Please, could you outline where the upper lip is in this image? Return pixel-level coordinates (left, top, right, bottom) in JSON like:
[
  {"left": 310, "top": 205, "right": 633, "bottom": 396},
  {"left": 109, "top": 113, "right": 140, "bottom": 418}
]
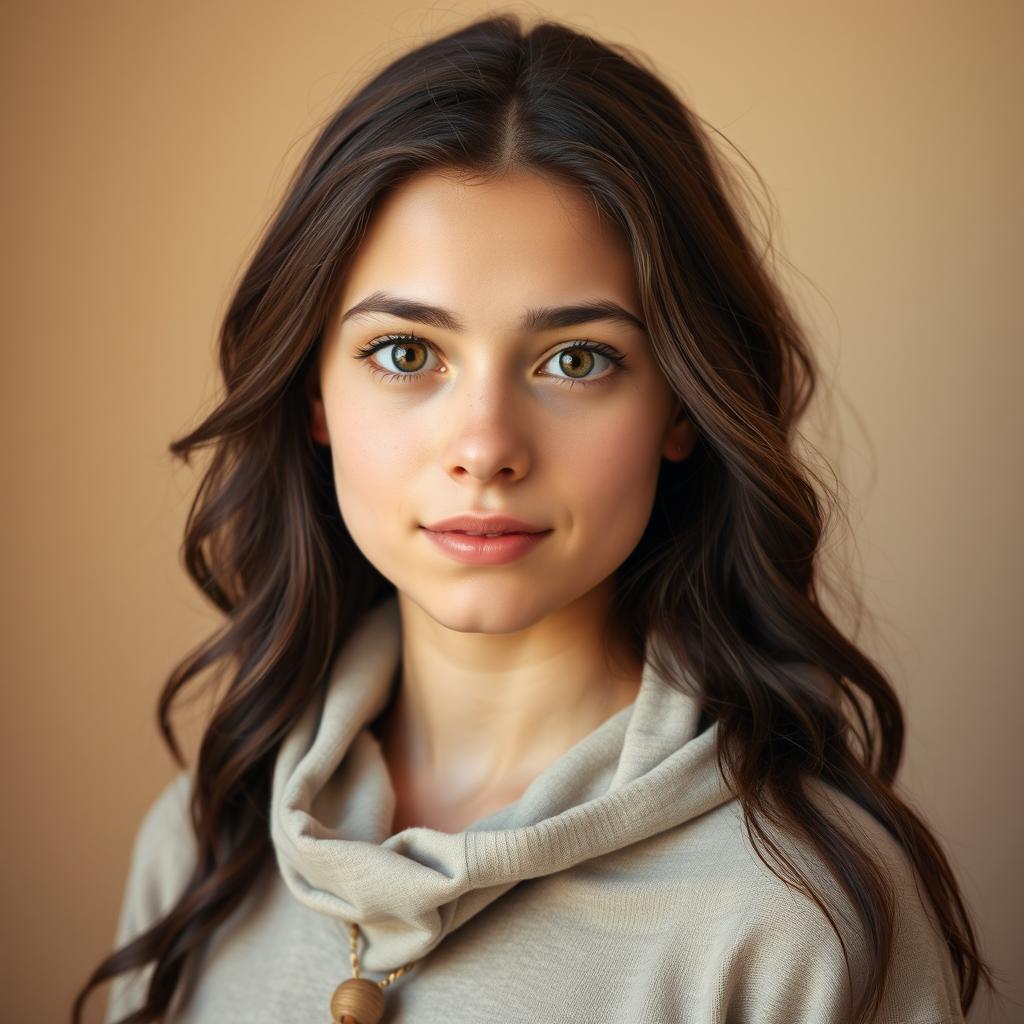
[{"left": 422, "top": 514, "right": 550, "bottom": 534}]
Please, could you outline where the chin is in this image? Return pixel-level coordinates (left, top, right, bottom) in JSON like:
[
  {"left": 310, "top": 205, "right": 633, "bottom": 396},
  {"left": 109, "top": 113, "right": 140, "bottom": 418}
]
[{"left": 399, "top": 584, "right": 556, "bottom": 636}]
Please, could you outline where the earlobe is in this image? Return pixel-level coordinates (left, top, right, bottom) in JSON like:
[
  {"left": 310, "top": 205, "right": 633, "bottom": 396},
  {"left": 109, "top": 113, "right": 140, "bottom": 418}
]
[
  {"left": 663, "top": 427, "right": 696, "bottom": 462},
  {"left": 305, "top": 366, "right": 331, "bottom": 447},
  {"left": 662, "top": 400, "right": 696, "bottom": 462}
]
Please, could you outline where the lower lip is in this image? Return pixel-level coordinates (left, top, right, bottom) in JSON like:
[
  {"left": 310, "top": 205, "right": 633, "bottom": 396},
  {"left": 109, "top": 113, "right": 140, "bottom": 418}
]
[{"left": 420, "top": 528, "right": 552, "bottom": 565}]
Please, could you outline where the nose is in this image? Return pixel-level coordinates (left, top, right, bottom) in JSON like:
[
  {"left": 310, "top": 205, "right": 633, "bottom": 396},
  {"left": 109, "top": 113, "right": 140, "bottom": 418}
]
[{"left": 440, "top": 368, "right": 531, "bottom": 486}]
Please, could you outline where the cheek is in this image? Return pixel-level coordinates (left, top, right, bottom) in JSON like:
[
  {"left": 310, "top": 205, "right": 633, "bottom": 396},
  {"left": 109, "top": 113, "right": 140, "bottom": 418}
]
[
  {"left": 560, "top": 401, "right": 665, "bottom": 538},
  {"left": 567, "top": 384, "right": 664, "bottom": 492},
  {"left": 325, "top": 391, "right": 425, "bottom": 531}
]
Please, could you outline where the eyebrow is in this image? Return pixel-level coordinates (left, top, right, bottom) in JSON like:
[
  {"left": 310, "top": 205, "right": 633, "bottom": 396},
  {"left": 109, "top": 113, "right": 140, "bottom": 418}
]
[{"left": 338, "top": 290, "right": 647, "bottom": 334}]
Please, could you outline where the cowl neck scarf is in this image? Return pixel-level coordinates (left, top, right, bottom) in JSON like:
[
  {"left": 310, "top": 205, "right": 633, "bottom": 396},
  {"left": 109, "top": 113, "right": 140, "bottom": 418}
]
[{"left": 270, "top": 595, "right": 735, "bottom": 972}]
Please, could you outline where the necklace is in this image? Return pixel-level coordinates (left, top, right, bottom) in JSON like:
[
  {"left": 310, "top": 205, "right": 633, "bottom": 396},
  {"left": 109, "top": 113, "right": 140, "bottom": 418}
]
[{"left": 330, "top": 921, "right": 419, "bottom": 1024}]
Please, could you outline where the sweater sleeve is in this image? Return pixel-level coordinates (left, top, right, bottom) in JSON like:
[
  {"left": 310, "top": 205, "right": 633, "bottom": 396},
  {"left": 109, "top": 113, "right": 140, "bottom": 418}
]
[
  {"left": 104, "top": 770, "right": 197, "bottom": 1024},
  {"left": 708, "top": 786, "right": 966, "bottom": 1024},
  {"left": 714, "top": 882, "right": 965, "bottom": 1023}
]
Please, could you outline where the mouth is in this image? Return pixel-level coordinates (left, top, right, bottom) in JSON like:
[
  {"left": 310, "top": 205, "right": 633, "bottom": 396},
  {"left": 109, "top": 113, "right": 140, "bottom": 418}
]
[
  {"left": 421, "top": 514, "right": 550, "bottom": 535},
  {"left": 426, "top": 528, "right": 547, "bottom": 537},
  {"left": 419, "top": 525, "right": 553, "bottom": 565}
]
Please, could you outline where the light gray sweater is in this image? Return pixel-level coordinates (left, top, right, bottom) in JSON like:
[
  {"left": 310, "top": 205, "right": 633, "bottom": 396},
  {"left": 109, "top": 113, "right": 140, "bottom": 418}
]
[{"left": 105, "top": 596, "right": 964, "bottom": 1022}]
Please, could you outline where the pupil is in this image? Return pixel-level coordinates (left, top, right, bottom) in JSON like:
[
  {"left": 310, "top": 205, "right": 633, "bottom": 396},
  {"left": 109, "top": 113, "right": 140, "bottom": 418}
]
[
  {"left": 560, "top": 349, "right": 593, "bottom": 378},
  {"left": 394, "top": 344, "right": 423, "bottom": 371}
]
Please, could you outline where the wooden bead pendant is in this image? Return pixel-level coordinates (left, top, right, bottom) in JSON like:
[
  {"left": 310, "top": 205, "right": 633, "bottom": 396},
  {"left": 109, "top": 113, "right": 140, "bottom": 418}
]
[
  {"left": 330, "top": 976, "right": 385, "bottom": 1024},
  {"left": 332, "top": 920, "right": 418, "bottom": 1022}
]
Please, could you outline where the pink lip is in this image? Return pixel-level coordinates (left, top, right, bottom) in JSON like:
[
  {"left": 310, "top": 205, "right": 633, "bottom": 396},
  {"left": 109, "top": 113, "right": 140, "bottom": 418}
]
[
  {"left": 422, "top": 513, "right": 548, "bottom": 534},
  {"left": 420, "top": 527, "right": 552, "bottom": 565}
]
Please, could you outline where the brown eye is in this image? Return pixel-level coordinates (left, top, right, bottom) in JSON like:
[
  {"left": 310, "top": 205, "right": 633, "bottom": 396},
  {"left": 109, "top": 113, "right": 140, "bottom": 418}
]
[
  {"left": 558, "top": 348, "right": 595, "bottom": 379},
  {"left": 541, "top": 342, "right": 624, "bottom": 387},
  {"left": 354, "top": 333, "right": 625, "bottom": 389},
  {"left": 352, "top": 334, "right": 438, "bottom": 383},
  {"left": 388, "top": 340, "right": 428, "bottom": 372}
]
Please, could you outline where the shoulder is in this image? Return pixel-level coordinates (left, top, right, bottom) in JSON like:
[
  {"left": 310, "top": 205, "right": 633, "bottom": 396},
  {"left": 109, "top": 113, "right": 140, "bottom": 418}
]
[
  {"left": 112, "top": 768, "right": 197, "bottom": 946},
  {"left": 105, "top": 770, "right": 198, "bottom": 1023},
  {"left": 658, "top": 779, "right": 964, "bottom": 1023},
  {"left": 134, "top": 768, "right": 193, "bottom": 845}
]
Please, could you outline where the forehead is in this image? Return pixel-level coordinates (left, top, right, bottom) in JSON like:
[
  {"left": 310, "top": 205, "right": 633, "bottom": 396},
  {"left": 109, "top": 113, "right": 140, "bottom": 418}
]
[{"left": 334, "top": 168, "right": 640, "bottom": 331}]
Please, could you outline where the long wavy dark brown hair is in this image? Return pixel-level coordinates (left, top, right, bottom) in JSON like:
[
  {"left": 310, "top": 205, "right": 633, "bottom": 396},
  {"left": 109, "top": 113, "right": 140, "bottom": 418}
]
[{"left": 73, "top": 12, "right": 996, "bottom": 1023}]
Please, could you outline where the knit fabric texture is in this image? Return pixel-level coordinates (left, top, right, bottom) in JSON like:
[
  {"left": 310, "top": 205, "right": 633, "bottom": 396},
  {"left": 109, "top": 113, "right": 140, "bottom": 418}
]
[{"left": 105, "top": 595, "right": 965, "bottom": 1022}]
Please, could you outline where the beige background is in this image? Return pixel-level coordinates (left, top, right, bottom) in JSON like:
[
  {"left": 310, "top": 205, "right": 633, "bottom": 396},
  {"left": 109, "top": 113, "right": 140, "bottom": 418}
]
[{"left": 1, "top": 2, "right": 1019, "bottom": 1021}]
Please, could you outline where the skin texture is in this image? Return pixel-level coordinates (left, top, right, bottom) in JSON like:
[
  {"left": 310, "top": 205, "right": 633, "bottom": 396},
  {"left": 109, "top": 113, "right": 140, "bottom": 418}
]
[{"left": 307, "top": 167, "right": 695, "bottom": 833}]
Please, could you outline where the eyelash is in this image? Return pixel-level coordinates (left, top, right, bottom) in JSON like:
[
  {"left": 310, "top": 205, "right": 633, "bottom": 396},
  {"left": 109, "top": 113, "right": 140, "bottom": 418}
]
[{"left": 352, "top": 332, "right": 627, "bottom": 389}]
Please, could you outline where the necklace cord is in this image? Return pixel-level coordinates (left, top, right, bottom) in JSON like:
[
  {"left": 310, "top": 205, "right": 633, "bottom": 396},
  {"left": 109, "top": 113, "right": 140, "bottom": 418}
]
[{"left": 348, "top": 922, "right": 418, "bottom": 989}]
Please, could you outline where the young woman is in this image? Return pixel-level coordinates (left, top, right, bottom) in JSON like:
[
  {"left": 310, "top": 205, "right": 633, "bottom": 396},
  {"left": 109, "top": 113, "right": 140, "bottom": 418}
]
[{"left": 73, "top": 13, "right": 994, "bottom": 1024}]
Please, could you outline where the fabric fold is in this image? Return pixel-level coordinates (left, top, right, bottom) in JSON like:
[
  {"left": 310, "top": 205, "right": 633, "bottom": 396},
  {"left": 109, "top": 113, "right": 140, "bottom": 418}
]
[{"left": 269, "top": 594, "right": 736, "bottom": 972}]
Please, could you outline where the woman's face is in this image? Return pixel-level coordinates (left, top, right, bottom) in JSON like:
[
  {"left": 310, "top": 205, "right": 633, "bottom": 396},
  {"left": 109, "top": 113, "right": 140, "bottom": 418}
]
[{"left": 309, "top": 167, "right": 693, "bottom": 634}]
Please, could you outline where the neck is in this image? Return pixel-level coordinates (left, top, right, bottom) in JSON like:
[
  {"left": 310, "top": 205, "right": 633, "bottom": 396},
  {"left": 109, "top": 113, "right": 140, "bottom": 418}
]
[{"left": 372, "top": 584, "right": 644, "bottom": 815}]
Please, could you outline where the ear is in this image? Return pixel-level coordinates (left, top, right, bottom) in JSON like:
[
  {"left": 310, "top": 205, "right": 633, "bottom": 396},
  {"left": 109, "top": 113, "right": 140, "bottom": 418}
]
[
  {"left": 305, "top": 352, "right": 331, "bottom": 446},
  {"left": 661, "top": 395, "right": 697, "bottom": 462}
]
